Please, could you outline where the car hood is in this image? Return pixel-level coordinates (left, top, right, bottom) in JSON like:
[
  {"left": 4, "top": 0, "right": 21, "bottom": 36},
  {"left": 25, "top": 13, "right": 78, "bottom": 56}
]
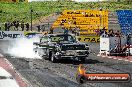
[{"left": 60, "top": 43, "right": 87, "bottom": 51}]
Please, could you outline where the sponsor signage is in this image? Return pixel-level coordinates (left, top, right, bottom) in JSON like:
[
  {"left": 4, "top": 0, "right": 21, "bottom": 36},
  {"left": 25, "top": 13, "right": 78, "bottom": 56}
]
[
  {"left": 77, "top": 64, "right": 131, "bottom": 84},
  {"left": 52, "top": 10, "right": 108, "bottom": 37},
  {"left": 77, "top": 36, "right": 100, "bottom": 42},
  {"left": 0, "top": 31, "right": 24, "bottom": 40}
]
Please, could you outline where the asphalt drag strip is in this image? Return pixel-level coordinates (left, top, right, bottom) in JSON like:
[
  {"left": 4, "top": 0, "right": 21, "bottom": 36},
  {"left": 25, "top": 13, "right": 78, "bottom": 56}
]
[
  {"left": 0, "top": 41, "right": 132, "bottom": 87},
  {"left": 4, "top": 55, "right": 132, "bottom": 87}
]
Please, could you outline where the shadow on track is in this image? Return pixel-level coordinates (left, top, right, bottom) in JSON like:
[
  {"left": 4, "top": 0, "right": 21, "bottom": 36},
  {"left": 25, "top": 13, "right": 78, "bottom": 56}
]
[{"left": 55, "top": 58, "right": 104, "bottom": 65}]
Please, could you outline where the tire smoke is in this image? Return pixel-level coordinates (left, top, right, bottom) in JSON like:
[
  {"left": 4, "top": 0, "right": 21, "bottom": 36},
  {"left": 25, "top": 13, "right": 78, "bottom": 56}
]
[{"left": 7, "top": 37, "right": 41, "bottom": 59}]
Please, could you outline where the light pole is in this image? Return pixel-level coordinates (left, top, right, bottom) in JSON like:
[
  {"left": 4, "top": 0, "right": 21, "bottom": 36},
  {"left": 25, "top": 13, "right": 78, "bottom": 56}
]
[{"left": 30, "top": 7, "right": 33, "bottom": 31}]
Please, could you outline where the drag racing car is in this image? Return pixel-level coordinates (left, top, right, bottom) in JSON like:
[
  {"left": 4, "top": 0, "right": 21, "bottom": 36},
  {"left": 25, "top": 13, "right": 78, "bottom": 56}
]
[{"left": 33, "top": 34, "right": 89, "bottom": 63}]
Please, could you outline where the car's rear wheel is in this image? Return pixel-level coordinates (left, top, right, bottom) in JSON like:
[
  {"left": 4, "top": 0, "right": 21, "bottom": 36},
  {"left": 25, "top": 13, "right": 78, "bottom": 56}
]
[
  {"left": 49, "top": 51, "right": 52, "bottom": 60},
  {"left": 33, "top": 48, "right": 39, "bottom": 55}
]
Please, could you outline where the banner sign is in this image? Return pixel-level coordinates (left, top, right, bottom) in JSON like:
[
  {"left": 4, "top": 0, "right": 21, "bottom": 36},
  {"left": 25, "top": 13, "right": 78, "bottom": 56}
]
[
  {"left": 52, "top": 10, "right": 108, "bottom": 36},
  {"left": 77, "top": 36, "right": 100, "bottom": 42},
  {"left": 0, "top": 31, "right": 24, "bottom": 40}
]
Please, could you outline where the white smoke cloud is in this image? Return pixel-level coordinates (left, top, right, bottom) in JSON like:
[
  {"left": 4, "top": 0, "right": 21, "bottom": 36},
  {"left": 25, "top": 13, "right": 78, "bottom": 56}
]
[{"left": 7, "top": 37, "right": 41, "bottom": 59}]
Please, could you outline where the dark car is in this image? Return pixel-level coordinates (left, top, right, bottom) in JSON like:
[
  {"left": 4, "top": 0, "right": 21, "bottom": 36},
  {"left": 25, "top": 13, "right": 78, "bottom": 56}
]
[{"left": 33, "top": 34, "right": 89, "bottom": 63}]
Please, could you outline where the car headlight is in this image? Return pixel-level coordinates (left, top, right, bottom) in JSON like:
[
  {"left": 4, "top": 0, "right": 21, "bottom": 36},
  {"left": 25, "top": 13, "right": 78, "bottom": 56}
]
[
  {"left": 61, "top": 51, "right": 65, "bottom": 54},
  {"left": 56, "top": 52, "right": 60, "bottom": 55},
  {"left": 85, "top": 45, "right": 89, "bottom": 50}
]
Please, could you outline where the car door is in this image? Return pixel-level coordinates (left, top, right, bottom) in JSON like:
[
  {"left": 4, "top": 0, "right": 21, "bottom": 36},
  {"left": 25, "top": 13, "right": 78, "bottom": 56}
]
[{"left": 38, "top": 36, "right": 49, "bottom": 57}]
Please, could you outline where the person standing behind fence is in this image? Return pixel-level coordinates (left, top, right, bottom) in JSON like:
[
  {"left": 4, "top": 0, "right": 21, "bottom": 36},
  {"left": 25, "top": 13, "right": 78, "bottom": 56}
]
[
  {"left": 64, "top": 28, "right": 68, "bottom": 34},
  {"left": 25, "top": 23, "right": 29, "bottom": 31},
  {"left": 12, "top": 20, "right": 16, "bottom": 30},
  {"left": 0, "top": 23, "right": 1, "bottom": 30},
  {"left": 5, "top": 21, "right": 10, "bottom": 31},
  {"left": 36, "top": 25, "right": 41, "bottom": 32},
  {"left": 15, "top": 21, "right": 19, "bottom": 31},
  {"left": 21, "top": 22, "right": 24, "bottom": 31},
  {"left": 5, "top": 22, "right": 8, "bottom": 31},
  {"left": 42, "top": 25, "right": 45, "bottom": 32}
]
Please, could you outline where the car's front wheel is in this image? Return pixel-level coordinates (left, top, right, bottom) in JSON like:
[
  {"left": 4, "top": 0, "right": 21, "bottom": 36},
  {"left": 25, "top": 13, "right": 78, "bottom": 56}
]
[
  {"left": 51, "top": 52, "right": 57, "bottom": 63},
  {"left": 80, "top": 58, "right": 86, "bottom": 62}
]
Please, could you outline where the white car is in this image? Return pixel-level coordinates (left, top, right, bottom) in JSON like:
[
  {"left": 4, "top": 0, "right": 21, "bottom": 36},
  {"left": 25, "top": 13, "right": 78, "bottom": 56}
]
[{"left": 0, "top": 67, "right": 19, "bottom": 87}]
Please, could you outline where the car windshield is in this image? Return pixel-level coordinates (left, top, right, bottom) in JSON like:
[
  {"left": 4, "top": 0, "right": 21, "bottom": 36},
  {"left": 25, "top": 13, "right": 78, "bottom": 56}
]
[{"left": 50, "top": 34, "right": 76, "bottom": 43}]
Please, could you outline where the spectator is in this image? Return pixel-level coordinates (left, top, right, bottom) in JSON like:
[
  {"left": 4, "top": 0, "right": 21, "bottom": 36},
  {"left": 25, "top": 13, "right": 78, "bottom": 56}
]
[
  {"left": 21, "top": 22, "right": 24, "bottom": 31},
  {"left": 12, "top": 20, "right": 16, "bottom": 30},
  {"left": 0, "top": 23, "right": 1, "bottom": 30},
  {"left": 85, "top": 12, "right": 88, "bottom": 17},
  {"left": 100, "top": 27, "right": 107, "bottom": 36},
  {"left": 48, "top": 22, "right": 50, "bottom": 28},
  {"left": 5, "top": 22, "right": 8, "bottom": 31},
  {"left": 14, "top": 21, "right": 19, "bottom": 31},
  {"left": 108, "top": 29, "right": 114, "bottom": 37},
  {"left": 12, "top": 20, "right": 16, "bottom": 26},
  {"left": 64, "top": 28, "right": 68, "bottom": 34},
  {"left": 72, "top": 17, "right": 76, "bottom": 25},
  {"left": 50, "top": 28, "right": 53, "bottom": 34},
  {"left": 127, "top": 34, "right": 131, "bottom": 45},
  {"left": 68, "top": 21, "right": 71, "bottom": 25},
  {"left": 25, "top": 23, "right": 29, "bottom": 31},
  {"left": 60, "top": 20, "right": 64, "bottom": 26},
  {"left": 42, "top": 25, "right": 45, "bottom": 32},
  {"left": 16, "top": 21, "right": 19, "bottom": 31},
  {"left": 5, "top": 21, "right": 10, "bottom": 31},
  {"left": 75, "top": 27, "right": 80, "bottom": 36},
  {"left": 122, "top": 44, "right": 129, "bottom": 53},
  {"left": 99, "top": 7, "right": 102, "bottom": 11},
  {"left": 94, "top": 26, "right": 100, "bottom": 36},
  {"left": 115, "top": 30, "right": 120, "bottom": 36},
  {"left": 60, "top": 19, "right": 66, "bottom": 26},
  {"left": 100, "top": 29, "right": 104, "bottom": 35},
  {"left": 71, "top": 28, "right": 75, "bottom": 34},
  {"left": 36, "top": 25, "right": 41, "bottom": 32},
  {"left": 103, "top": 27, "right": 107, "bottom": 34},
  {"left": 95, "top": 29, "right": 100, "bottom": 36}
]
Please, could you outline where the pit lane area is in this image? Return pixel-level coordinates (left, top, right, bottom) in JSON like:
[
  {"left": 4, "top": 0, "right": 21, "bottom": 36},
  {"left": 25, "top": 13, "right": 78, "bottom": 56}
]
[{"left": 0, "top": 41, "right": 132, "bottom": 87}]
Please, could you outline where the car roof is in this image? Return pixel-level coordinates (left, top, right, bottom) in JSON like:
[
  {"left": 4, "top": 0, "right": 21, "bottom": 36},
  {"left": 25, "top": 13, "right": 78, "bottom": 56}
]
[
  {"left": 45, "top": 34, "right": 72, "bottom": 36},
  {"left": 26, "top": 33, "right": 41, "bottom": 35}
]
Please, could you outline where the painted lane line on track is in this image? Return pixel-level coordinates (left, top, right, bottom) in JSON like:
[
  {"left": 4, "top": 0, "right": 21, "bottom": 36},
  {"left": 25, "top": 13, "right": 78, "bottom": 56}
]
[
  {"left": 108, "top": 56, "right": 112, "bottom": 58},
  {"left": 97, "top": 54, "right": 132, "bottom": 63},
  {"left": 97, "top": 54, "right": 101, "bottom": 56},
  {"left": 0, "top": 67, "right": 20, "bottom": 87},
  {"left": 124, "top": 60, "right": 129, "bottom": 62},
  {"left": 118, "top": 59, "right": 123, "bottom": 60},
  {"left": 0, "top": 53, "right": 29, "bottom": 87},
  {"left": 4, "top": 58, "right": 32, "bottom": 87},
  {"left": 113, "top": 57, "right": 117, "bottom": 59}
]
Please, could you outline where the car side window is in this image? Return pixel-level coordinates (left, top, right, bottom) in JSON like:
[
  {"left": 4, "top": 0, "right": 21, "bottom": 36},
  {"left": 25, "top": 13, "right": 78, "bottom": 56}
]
[{"left": 40, "top": 36, "right": 48, "bottom": 42}]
